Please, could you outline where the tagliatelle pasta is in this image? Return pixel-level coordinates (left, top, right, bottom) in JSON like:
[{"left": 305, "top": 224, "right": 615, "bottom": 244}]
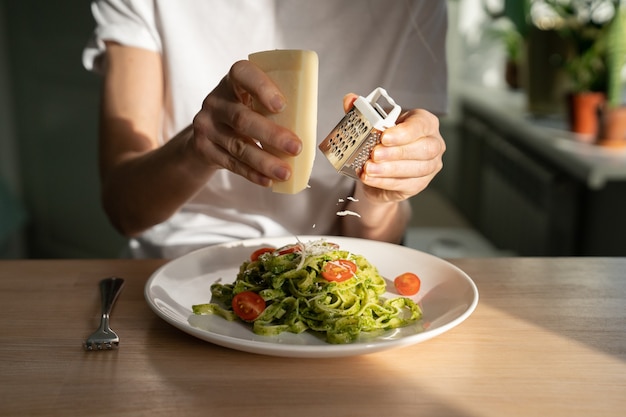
[{"left": 192, "top": 239, "right": 422, "bottom": 344}]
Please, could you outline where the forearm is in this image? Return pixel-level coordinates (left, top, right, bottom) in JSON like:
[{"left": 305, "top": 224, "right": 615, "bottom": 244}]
[
  {"left": 98, "top": 44, "right": 304, "bottom": 237},
  {"left": 339, "top": 184, "right": 411, "bottom": 244},
  {"left": 101, "top": 125, "right": 215, "bottom": 236}
]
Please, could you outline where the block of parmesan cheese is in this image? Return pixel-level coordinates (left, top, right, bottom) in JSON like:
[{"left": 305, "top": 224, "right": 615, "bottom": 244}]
[{"left": 249, "top": 49, "right": 318, "bottom": 194}]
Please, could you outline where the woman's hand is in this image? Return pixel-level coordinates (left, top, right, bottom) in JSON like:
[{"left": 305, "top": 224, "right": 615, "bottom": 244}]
[
  {"left": 339, "top": 93, "right": 446, "bottom": 243},
  {"left": 99, "top": 45, "right": 304, "bottom": 237},
  {"left": 189, "top": 60, "right": 303, "bottom": 187},
  {"left": 342, "top": 94, "right": 446, "bottom": 204}
]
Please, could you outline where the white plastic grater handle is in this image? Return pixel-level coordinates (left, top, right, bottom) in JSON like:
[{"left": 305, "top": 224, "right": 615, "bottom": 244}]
[{"left": 354, "top": 87, "right": 402, "bottom": 131}]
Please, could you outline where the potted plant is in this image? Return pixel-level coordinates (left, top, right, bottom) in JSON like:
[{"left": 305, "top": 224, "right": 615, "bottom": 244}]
[
  {"left": 564, "top": 35, "right": 607, "bottom": 138},
  {"left": 486, "top": 21, "right": 525, "bottom": 89},
  {"left": 484, "top": 0, "right": 530, "bottom": 89},
  {"left": 534, "top": 0, "right": 621, "bottom": 136}
]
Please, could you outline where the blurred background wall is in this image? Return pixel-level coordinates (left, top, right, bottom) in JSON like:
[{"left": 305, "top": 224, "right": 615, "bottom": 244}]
[
  {"left": 7, "top": 1, "right": 586, "bottom": 258},
  {"left": 1, "top": 0, "right": 487, "bottom": 259},
  {"left": 0, "top": 0, "right": 125, "bottom": 258}
]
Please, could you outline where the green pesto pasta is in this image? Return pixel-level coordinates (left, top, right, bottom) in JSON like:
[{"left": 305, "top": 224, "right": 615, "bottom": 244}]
[{"left": 192, "top": 239, "right": 422, "bottom": 344}]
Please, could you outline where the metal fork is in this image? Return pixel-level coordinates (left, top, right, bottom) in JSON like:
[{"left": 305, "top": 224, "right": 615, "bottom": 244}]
[{"left": 83, "top": 277, "right": 125, "bottom": 351}]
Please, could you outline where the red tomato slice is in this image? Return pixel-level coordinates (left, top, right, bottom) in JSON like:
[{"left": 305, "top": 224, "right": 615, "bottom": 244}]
[
  {"left": 232, "top": 291, "right": 266, "bottom": 321},
  {"left": 250, "top": 247, "right": 275, "bottom": 261},
  {"left": 394, "top": 272, "right": 421, "bottom": 296},
  {"left": 321, "top": 259, "right": 357, "bottom": 282},
  {"left": 277, "top": 244, "right": 301, "bottom": 256}
]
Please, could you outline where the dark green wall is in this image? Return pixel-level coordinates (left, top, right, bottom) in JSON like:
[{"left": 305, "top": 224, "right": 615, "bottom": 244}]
[{"left": 1, "top": 0, "right": 125, "bottom": 258}]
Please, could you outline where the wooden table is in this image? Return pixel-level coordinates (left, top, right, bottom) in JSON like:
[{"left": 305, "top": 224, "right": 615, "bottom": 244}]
[{"left": 1, "top": 258, "right": 625, "bottom": 416}]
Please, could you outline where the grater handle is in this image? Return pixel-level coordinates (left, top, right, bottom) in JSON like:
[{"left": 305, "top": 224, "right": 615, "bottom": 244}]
[{"left": 363, "top": 87, "right": 401, "bottom": 130}]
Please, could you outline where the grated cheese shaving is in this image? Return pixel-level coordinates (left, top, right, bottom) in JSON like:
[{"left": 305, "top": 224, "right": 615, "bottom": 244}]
[
  {"left": 293, "top": 238, "right": 338, "bottom": 270},
  {"left": 336, "top": 210, "right": 361, "bottom": 218}
]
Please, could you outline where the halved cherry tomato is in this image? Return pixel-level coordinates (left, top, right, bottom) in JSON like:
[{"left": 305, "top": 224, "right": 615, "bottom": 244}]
[
  {"left": 394, "top": 272, "right": 421, "bottom": 296},
  {"left": 277, "top": 244, "right": 301, "bottom": 256},
  {"left": 250, "top": 247, "right": 275, "bottom": 261},
  {"left": 321, "top": 259, "right": 357, "bottom": 282},
  {"left": 232, "top": 291, "right": 266, "bottom": 321}
]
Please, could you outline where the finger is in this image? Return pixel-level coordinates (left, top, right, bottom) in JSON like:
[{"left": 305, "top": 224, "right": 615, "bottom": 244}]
[
  {"left": 218, "top": 139, "right": 292, "bottom": 186},
  {"left": 370, "top": 135, "right": 444, "bottom": 163},
  {"left": 218, "top": 67, "right": 301, "bottom": 156},
  {"left": 363, "top": 157, "right": 443, "bottom": 180},
  {"left": 193, "top": 104, "right": 294, "bottom": 184},
  {"left": 229, "top": 60, "right": 286, "bottom": 113},
  {"left": 380, "top": 109, "right": 440, "bottom": 146},
  {"left": 361, "top": 170, "right": 439, "bottom": 195},
  {"left": 206, "top": 122, "right": 293, "bottom": 184},
  {"left": 342, "top": 93, "right": 358, "bottom": 113},
  {"left": 212, "top": 140, "right": 275, "bottom": 187},
  {"left": 215, "top": 99, "right": 301, "bottom": 156}
]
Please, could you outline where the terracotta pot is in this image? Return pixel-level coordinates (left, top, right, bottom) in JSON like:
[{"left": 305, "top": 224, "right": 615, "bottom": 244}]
[
  {"left": 505, "top": 60, "right": 520, "bottom": 90},
  {"left": 567, "top": 92, "right": 606, "bottom": 140},
  {"left": 598, "top": 106, "right": 626, "bottom": 148}
]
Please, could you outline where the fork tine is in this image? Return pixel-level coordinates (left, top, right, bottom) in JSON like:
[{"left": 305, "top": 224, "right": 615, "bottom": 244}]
[
  {"left": 83, "top": 277, "right": 125, "bottom": 352},
  {"left": 83, "top": 340, "right": 119, "bottom": 351}
]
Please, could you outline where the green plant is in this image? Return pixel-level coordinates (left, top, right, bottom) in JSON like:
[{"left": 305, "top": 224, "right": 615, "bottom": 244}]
[
  {"left": 605, "top": 6, "right": 626, "bottom": 107},
  {"left": 485, "top": 21, "right": 524, "bottom": 63},
  {"left": 484, "top": 0, "right": 532, "bottom": 37},
  {"left": 563, "top": 31, "right": 608, "bottom": 92},
  {"left": 534, "top": 0, "right": 622, "bottom": 93},
  {"left": 484, "top": 0, "right": 531, "bottom": 62}
]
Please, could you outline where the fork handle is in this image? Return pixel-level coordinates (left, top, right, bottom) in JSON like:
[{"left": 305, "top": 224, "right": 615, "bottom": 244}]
[{"left": 100, "top": 277, "right": 125, "bottom": 317}]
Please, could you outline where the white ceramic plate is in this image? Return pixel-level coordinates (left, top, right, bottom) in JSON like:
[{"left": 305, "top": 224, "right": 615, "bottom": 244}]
[{"left": 145, "top": 236, "right": 478, "bottom": 358}]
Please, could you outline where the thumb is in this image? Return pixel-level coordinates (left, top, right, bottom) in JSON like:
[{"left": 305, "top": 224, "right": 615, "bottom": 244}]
[{"left": 342, "top": 93, "right": 358, "bottom": 113}]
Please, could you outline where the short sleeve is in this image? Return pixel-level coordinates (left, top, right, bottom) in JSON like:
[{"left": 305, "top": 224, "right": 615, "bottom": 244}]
[{"left": 82, "top": 0, "right": 161, "bottom": 73}]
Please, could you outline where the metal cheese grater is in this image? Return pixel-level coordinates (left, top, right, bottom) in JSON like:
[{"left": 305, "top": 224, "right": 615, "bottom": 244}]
[{"left": 319, "top": 87, "right": 401, "bottom": 179}]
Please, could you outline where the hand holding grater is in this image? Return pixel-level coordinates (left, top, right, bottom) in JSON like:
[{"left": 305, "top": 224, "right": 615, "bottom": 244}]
[{"left": 319, "top": 87, "right": 401, "bottom": 179}]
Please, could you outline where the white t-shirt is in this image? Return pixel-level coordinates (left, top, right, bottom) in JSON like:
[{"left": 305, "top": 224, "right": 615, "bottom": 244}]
[{"left": 83, "top": 0, "right": 448, "bottom": 258}]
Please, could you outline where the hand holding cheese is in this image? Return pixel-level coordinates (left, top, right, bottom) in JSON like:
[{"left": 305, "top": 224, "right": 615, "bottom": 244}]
[{"left": 249, "top": 49, "right": 319, "bottom": 194}]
